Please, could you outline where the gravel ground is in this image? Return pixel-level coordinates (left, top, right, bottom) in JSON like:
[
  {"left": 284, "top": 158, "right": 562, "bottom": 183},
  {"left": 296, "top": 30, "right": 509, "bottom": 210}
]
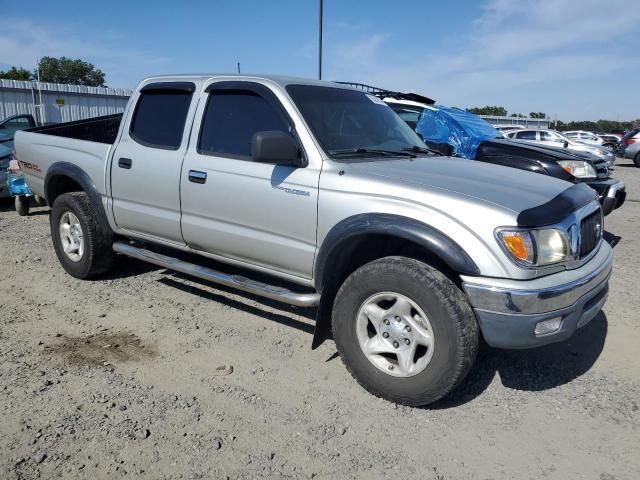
[{"left": 0, "top": 159, "right": 639, "bottom": 479}]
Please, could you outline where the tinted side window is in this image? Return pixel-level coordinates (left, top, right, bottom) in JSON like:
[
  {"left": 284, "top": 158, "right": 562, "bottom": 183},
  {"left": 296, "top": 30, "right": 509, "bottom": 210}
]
[
  {"left": 130, "top": 90, "right": 192, "bottom": 149},
  {"left": 198, "top": 89, "right": 290, "bottom": 158},
  {"left": 516, "top": 131, "right": 536, "bottom": 140}
]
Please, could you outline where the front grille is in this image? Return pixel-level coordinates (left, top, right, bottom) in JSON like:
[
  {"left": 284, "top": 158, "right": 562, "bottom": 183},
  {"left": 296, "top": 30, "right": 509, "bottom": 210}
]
[
  {"left": 592, "top": 159, "right": 609, "bottom": 178},
  {"left": 579, "top": 210, "right": 602, "bottom": 258}
]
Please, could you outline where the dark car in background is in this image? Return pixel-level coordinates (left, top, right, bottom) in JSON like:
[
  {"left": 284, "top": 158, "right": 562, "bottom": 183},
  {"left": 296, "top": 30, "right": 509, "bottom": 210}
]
[{"left": 0, "top": 114, "right": 38, "bottom": 199}]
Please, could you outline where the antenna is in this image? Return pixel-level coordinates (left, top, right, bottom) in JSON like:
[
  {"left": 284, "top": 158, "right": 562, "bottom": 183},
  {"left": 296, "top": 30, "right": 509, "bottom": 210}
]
[
  {"left": 318, "top": 0, "right": 324, "bottom": 80},
  {"left": 237, "top": 62, "right": 241, "bottom": 74}
]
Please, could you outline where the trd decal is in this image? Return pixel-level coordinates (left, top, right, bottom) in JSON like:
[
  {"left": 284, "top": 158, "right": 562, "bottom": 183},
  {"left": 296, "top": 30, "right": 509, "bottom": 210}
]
[{"left": 18, "top": 161, "right": 42, "bottom": 173}]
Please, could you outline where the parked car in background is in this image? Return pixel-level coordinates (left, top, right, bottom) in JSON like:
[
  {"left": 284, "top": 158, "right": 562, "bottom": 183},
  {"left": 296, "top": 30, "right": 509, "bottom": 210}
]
[
  {"left": 0, "top": 114, "right": 38, "bottom": 150},
  {"left": 14, "top": 74, "right": 615, "bottom": 406},
  {"left": 504, "top": 128, "right": 616, "bottom": 167},
  {"left": 371, "top": 89, "right": 625, "bottom": 215},
  {"left": 0, "top": 114, "right": 39, "bottom": 199},
  {"left": 563, "top": 130, "right": 604, "bottom": 146},
  {"left": 621, "top": 128, "right": 640, "bottom": 167},
  {"left": 0, "top": 142, "right": 12, "bottom": 199},
  {"left": 597, "top": 133, "right": 622, "bottom": 151}
]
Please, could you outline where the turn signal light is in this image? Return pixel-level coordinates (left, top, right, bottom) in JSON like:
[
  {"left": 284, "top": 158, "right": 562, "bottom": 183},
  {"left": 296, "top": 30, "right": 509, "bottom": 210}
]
[{"left": 501, "top": 233, "right": 530, "bottom": 261}]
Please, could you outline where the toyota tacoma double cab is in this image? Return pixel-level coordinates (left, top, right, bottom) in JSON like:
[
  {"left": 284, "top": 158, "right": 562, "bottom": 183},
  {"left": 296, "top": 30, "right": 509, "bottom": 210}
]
[{"left": 14, "top": 75, "right": 613, "bottom": 406}]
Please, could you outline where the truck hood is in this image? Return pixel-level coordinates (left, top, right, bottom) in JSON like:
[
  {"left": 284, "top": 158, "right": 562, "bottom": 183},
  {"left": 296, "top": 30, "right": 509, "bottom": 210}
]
[{"left": 348, "top": 156, "right": 577, "bottom": 215}]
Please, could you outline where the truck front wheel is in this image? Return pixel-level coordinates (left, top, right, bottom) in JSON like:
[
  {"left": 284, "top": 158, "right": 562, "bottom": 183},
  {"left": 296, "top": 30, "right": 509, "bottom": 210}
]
[
  {"left": 50, "top": 192, "right": 114, "bottom": 279},
  {"left": 332, "top": 256, "right": 479, "bottom": 406}
]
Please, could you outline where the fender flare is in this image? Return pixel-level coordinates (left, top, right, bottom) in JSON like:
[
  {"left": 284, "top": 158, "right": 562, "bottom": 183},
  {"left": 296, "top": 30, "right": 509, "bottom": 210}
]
[
  {"left": 313, "top": 213, "right": 479, "bottom": 292},
  {"left": 44, "top": 161, "right": 112, "bottom": 234},
  {"left": 311, "top": 213, "right": 479, "bottom": 349}
]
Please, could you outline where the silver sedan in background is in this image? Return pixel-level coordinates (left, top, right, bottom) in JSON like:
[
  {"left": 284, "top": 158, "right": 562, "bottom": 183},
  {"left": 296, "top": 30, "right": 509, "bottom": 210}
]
[{"left": 504, "top": 128, "right": 616, "bottom": 167}]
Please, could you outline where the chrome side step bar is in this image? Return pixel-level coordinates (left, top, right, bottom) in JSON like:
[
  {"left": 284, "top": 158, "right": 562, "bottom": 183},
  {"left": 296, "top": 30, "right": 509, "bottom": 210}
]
[{"left": 112, "top": 241, "right": 320, "bottom": 307}]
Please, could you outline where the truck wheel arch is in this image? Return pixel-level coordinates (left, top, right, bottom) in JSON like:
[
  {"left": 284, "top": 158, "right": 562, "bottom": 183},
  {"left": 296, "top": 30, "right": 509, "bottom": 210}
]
[
  {"left": 45, "top": 162, "right": 112, "bottom": 236},
  {"left": 311, "top": 213, "right": 479, "bottom": 348}
]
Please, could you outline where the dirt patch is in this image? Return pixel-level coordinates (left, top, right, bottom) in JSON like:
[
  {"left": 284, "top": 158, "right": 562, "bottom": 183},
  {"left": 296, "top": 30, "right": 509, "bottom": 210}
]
[{"left": 44, "top": 332, "right": 156, "bottom": 367}]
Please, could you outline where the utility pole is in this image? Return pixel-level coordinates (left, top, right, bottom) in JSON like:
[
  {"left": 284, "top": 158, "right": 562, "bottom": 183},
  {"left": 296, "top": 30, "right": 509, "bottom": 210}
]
[{"left": 318, "top": 0, "right": 323, "bottom": 80}]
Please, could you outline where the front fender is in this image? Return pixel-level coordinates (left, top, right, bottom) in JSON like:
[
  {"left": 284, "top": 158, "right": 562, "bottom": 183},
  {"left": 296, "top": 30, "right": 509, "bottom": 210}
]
[
  {"left": 313, "top": 213, "right": 479, "bottom": 292},
  {"left": 310, "top": 213, "right": 480, "bottom": 349}
]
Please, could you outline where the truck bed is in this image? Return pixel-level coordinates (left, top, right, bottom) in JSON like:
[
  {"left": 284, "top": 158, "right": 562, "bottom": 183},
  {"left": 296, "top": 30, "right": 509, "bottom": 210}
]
[
  {"left": 29, "top": 114, "right": 123, "bottom": 145},
  {"left": 15, "top": 114, "right": 123, "bottom": 201}
]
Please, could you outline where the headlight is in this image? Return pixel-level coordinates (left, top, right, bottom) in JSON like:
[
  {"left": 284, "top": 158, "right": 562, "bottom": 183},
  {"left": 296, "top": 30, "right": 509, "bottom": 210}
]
[
  {"left": 557, "top": 160, "right": 597, "bottom": 179},
  {"left": 496, "top": 227, "right": 569, "bottom": 266}
]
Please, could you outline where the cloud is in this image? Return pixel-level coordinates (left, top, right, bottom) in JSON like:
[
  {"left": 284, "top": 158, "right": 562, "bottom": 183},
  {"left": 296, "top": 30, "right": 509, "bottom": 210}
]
[
  {"left": 0, "top": 18, "right": 169, "bottom": 87},
  {"left": 325, "top": 0, "right": 640, "bottom": 119}
]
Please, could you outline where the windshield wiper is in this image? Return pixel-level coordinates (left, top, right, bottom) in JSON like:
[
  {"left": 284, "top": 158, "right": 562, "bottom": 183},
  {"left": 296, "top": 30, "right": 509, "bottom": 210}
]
[
  {"left": 401, "top": 145, "right": 445, "bottom": 156},
  {"left": 331, "top": 148, "right": 416, "bottom": 158}
]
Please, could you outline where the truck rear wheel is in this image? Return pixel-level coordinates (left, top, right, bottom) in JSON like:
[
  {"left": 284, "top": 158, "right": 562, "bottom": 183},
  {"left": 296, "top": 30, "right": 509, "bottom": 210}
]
[
  {"left": 331, "top": 256, "right": 479, "bottom": 406},
  {"left": 50, "top": 192, "right": 114, "bottom": 279}
]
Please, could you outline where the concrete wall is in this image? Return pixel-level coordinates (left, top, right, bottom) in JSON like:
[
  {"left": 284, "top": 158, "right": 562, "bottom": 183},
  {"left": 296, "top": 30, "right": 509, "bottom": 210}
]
[{"left": 0, "top": 80, "right": 132, "bottom": 124}]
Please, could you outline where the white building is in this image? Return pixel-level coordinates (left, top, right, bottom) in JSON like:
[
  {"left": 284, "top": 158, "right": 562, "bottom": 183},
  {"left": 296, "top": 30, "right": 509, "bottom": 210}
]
[{"left": 0, "top": 79, "right": 132, "bottom": 124}]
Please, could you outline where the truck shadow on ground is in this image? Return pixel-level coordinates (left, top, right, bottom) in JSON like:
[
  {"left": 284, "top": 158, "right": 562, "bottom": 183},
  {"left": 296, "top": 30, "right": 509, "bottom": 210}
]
[
  {"left": 432, "top": 312, "right": 608, "bottom": 409},
  {"left": 158, "top": 273, "right": 317, "bottom": 335}
]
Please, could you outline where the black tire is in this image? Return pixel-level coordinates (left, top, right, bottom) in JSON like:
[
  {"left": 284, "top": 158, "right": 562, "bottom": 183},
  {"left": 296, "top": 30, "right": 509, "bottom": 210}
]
[
  {"left": 50, "top": 192, "right": 115, "bottom": 279},
  {"left": 15, "top": 195, "right": 29, "bottom": 216},
  {"left": 634, "top": 153, "right": 640, "bottom": 168},
  {"left": 332, "top": 256, "right": 479, "bottom": 406}
]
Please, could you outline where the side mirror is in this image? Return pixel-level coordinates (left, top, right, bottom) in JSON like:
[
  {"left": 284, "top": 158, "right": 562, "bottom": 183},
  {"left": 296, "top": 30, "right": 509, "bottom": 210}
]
[
  {"left": 563, "top": 140, "right": 569, "bottom": 148},
  {"left": 251, "top": 131, "right": 306, "bottom": 167}
]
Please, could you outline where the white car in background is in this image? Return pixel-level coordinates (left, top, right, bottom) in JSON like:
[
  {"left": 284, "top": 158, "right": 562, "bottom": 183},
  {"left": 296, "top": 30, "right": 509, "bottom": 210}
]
[
  {"left": 563, "top": 130, "right": 604, "bottom": 146},
  {"left": 504, "top": 128, "right": 616, "bottom": 167}
]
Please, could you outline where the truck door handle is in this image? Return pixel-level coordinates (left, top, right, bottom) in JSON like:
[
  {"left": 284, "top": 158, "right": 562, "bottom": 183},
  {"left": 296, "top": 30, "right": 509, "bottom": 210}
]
[
  {"left": 118, "top": 157, "right": 132, "bottom": 169},
  {"left": 188, "top": 170, "right": 207, "bottom": 184}
]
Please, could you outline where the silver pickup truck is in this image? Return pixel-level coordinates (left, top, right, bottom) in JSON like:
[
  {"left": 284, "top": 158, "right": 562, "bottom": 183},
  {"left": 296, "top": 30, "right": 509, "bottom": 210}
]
[{"left": 14, "top": 75, "right": 612, "bottom": 406}]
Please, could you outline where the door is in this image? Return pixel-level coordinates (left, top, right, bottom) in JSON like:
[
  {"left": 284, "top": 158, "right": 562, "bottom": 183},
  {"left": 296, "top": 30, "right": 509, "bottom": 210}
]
[
  {"left": 180, "top": 81, "right": 320, "bottom": 279},
  {"left": 110, "top": 82, "right": 197, "bottom": 243}
]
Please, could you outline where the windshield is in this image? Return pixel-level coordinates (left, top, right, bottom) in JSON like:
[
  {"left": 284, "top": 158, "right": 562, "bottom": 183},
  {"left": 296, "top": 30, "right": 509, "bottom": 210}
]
[{"left": 286, "top": 85, "right": 426, "bottom": 158}]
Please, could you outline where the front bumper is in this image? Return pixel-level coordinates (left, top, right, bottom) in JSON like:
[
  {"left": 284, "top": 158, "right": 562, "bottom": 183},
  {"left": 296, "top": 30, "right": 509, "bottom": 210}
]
[
  {"left": 586, "top": 178, "right": 626, "bottom": 215},
  {"left": 461, "top": 243, "right": 612, "bottom": 349}
]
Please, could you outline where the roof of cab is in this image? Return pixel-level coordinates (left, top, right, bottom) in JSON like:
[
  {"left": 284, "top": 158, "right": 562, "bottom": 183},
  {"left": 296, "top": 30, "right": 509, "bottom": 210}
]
[{"left": 138, "top": 74, "right": 355, "bottom": 90}]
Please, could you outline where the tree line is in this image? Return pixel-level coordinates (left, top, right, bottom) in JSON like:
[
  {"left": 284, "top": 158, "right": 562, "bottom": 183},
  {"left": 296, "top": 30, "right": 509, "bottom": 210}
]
[
  {"left": 0, "top": 57, "right": 105, "bottom": 87},
  {"left": 467, "top": 105, "right": 548, "bottom": 119},
  {"left": 466, "top": 105, "right": 638, "bottom": 133}
]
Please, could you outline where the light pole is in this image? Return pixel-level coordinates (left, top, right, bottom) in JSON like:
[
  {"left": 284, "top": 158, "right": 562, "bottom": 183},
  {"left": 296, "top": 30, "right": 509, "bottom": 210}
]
[{"left": 318, "top": 0, "right": 323, "bottom": 80}]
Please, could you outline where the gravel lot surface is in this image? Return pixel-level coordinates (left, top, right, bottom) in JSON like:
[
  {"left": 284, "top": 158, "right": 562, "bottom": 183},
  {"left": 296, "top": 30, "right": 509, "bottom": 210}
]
[{"left": 1, "top": 159, "right": 639, "bottom": 479}]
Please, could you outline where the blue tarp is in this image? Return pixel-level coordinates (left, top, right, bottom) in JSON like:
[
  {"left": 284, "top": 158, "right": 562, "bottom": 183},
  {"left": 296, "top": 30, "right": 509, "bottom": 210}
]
[
  {"left": 8, "top": 174, "right": 32, "bottom": 196},
  {"left": 415, "top": 105, "right": 501, "bottom": 159}
]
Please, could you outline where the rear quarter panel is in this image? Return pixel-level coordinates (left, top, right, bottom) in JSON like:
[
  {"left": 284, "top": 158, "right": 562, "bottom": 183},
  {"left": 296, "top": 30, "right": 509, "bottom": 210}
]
[{"left": 14, "top": 130, "right": 112, "bottom": 201}]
